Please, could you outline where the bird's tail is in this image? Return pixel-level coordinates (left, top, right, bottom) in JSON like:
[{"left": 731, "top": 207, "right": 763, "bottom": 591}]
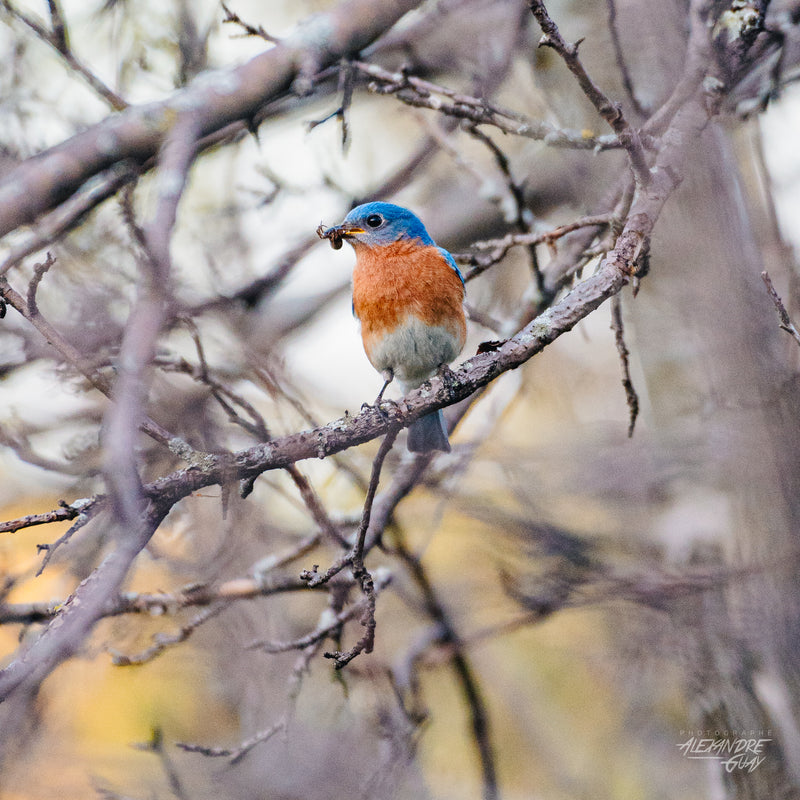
[{"left": 407, "top": 409, "right": 450, "bottom": 453}]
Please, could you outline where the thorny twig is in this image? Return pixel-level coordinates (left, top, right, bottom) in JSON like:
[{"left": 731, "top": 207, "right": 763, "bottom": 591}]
[
  {"left": 610, "top": 293, "right": 639, "bottom": 437},
  {"left": 0, "top": 500, "right": 82, "bottom": 534},
  {"left": 465, "top": 125, "right": 544, "bottom": 292},
  {"left": 178, "top": 721, "right": 285, "bottom": 765},
  {"left": 528, "top": 0, "right": 651, "bottom": 186},
  {"left": 323, "top": 427, "right": 400, "bottom": 668},
  {"left": 762, "top": 270, "right": 800, "bottom": 347},
  {"left": 604, "top": 0, "right": 649, "bottom": 117},
  {"left": 221, "top": 1, "right": 279, "bottom": 43},
  {"left": 1, "top": 0, "right": 127, "bottom": 109},
  {"left": 111, "top": 603, "right": 229, "bottom": 666},
  {"left": 353, "top": 60, "right": 625, "bottom": 151},
  {"left": 455, "top": 213, "right": 615, "bottom": 279}
]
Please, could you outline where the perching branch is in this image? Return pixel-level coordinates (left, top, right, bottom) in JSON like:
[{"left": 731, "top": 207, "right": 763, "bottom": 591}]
[{"left": 0, "top": 0, "right": 744, "bottom": 767}]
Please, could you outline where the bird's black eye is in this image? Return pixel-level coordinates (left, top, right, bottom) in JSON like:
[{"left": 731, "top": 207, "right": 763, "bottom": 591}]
[{"left": 365, "top": 214, "right": 383, "bottom": 228}]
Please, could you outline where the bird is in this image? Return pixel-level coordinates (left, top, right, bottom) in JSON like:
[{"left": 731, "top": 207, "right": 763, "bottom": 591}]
[{"left": 320, "top": 202, "right": 466, "bottom": 453}]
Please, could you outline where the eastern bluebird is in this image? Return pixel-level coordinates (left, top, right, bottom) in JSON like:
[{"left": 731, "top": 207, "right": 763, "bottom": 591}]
[{"left": 320, "top": 202, "right": 466, "bottom": 453}]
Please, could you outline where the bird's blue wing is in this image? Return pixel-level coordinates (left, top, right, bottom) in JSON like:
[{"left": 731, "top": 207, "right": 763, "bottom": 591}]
[{"left": 437, "top": 246, "right": 465, "bottom": 286}]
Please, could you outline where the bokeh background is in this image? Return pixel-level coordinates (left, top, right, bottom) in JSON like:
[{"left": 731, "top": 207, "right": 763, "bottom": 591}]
[{"left": 1, "top": 0, "right": 800, "bottom": 798}]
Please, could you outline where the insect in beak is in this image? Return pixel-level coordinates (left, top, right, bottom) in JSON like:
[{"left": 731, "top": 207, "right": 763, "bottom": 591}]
[{"left": 316, "top": 223, "right": 365, "bottom": 250}]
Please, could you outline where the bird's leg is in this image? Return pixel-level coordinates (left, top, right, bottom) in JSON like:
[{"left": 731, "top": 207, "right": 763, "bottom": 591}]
[
  {"left": 375, "top": 368, "right": 394, "bottom": 405},
  {"left": 362, "top": 368, "right": 395, "bottom": 412}
]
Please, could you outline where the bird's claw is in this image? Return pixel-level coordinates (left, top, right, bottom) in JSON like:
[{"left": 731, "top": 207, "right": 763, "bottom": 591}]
[
  {"left": 362, "top": 397, "right": 399, "bottom": 418},
  {"left": 436, "top": 362, "right": 458, "bottom": 386}
]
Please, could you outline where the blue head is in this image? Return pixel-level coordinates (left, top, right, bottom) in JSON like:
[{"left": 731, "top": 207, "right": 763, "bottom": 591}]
[{"left": 324, "top": 202, "right": 435, "bottom": 249}]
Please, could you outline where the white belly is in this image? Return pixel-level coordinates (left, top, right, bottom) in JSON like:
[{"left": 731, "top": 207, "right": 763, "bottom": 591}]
[{"left": 366, "top": 315, "right": 461, "bottom": 391}]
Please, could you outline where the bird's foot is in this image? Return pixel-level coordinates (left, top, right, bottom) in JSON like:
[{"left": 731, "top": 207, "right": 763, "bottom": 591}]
[
  {"left": 361, "top": 369, "right": 397, "bottom": 416},
  {"left": 436, "top": 362, "right": 458, "bottom": 387},
  {"left": 375, "top": 368, "right": 394, "bottom": 404}
]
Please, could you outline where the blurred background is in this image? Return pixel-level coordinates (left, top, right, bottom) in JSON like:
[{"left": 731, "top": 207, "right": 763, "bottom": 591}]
[{"left": 1, "top": 0, "right": 800, "bottom": 798}]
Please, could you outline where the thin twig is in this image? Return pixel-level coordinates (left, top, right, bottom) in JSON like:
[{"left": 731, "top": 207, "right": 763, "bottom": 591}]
[
  {"left": 325, "top": 427, "right": 400, "bottom": 668},
  {"left": 528, "top": 0, "right": 651, "bottom": 186},
  {"left": 111, "top": 603, "right": 229, "bottom": 666},
  {"left": 1, "top": 0, "right": 127, "bottom": 109},
  {"left": 354, "top": 60, "right": 622, "bottom": 151},
  {"left": 0, "top": 500, "right": 82, "bottom": 534},
  {"left": 249, "top": 571, "right": 391, "bottom": 654},
  {"left": 465, "top": 125, "right": 544, "bottom": 292},
  {"left": 610, "top": 294, "right": 639, "bottom": 437},
  {"left": 220, "top": 2, "right": 279, "bottom": 43},
  {"left": 604, "top": 0, "right": 649, "bottom": 117},
  {"left": 761, "top": 270, "right": 800, "bottom": 347},
  {"left": 26, "top": 252, "right": 56, "bottom": 313},
  {"left": 455, "top": 214, "right": 614, "bottom": 279},
  {"left": 391, "top": 531, "right": 498, "bottom": 800},
  {"left": 36, "top": 504, "right": 98, "bottom": 575},
  {"left": 178, "top": 721, "right": 285, "bottom": 764}
]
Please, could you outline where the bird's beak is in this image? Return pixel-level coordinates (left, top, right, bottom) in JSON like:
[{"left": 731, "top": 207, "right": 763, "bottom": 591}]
[
  {"left": 334, "top": 224, "right": 365, "bottom": 237},
  {"left": 317, "top": 222, "right": 365, "bottom": 250}
]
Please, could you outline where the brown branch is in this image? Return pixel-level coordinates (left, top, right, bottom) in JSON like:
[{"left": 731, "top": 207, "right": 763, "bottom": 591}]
[
  {"left": 761, "top": 270, "right": 800, "bottom": 347},
  {"left": 0, "top": 0, "right": 425, "bottom": 238},
  {"left": 1, "top": 0, "right": 127, "bottom": 110},
  {"left": 325, "top": 427, "right": 400, "bottom": 668},
  {"left": 610, "top": 294, "right": 639, "bottom": 437},
  {"left": 604, "top": 0, "right": 649, "bottom": 117},
  {"left": 391, "top": 531, "right": 498, "bottom": 800},
  {"left": 102, "top": 111, "right": 201, "bottom": 531},
  {"left": 0, "top": 501, "right": 81, "bottom": 534},
  {"left": 356, "top": 59, "right": 621, "bottom": 151},
  {"left": 0, "top": 566, "right": 354, "bottom": 626},
  {"left": 0, "top": 163, "right": 137, "bottom": 278},
  {"left": 0, "top": 276, "right": 196, "bottom": 455},
  {"left": 528, "top": 0, "right": 651, "bottom": 186}
]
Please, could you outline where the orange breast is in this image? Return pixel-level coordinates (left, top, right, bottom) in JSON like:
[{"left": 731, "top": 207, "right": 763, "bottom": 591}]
[{"left": 352, "top": 240, "right": 466, "bottom": 343}]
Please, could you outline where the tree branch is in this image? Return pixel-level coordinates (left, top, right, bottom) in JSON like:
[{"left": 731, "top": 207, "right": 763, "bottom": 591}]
[
  {"left": 528, "top": 0, "right": 651, "bottom": 186},
  {"left": 0, "top": 0, "right": 425, "bottom": 238}
]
